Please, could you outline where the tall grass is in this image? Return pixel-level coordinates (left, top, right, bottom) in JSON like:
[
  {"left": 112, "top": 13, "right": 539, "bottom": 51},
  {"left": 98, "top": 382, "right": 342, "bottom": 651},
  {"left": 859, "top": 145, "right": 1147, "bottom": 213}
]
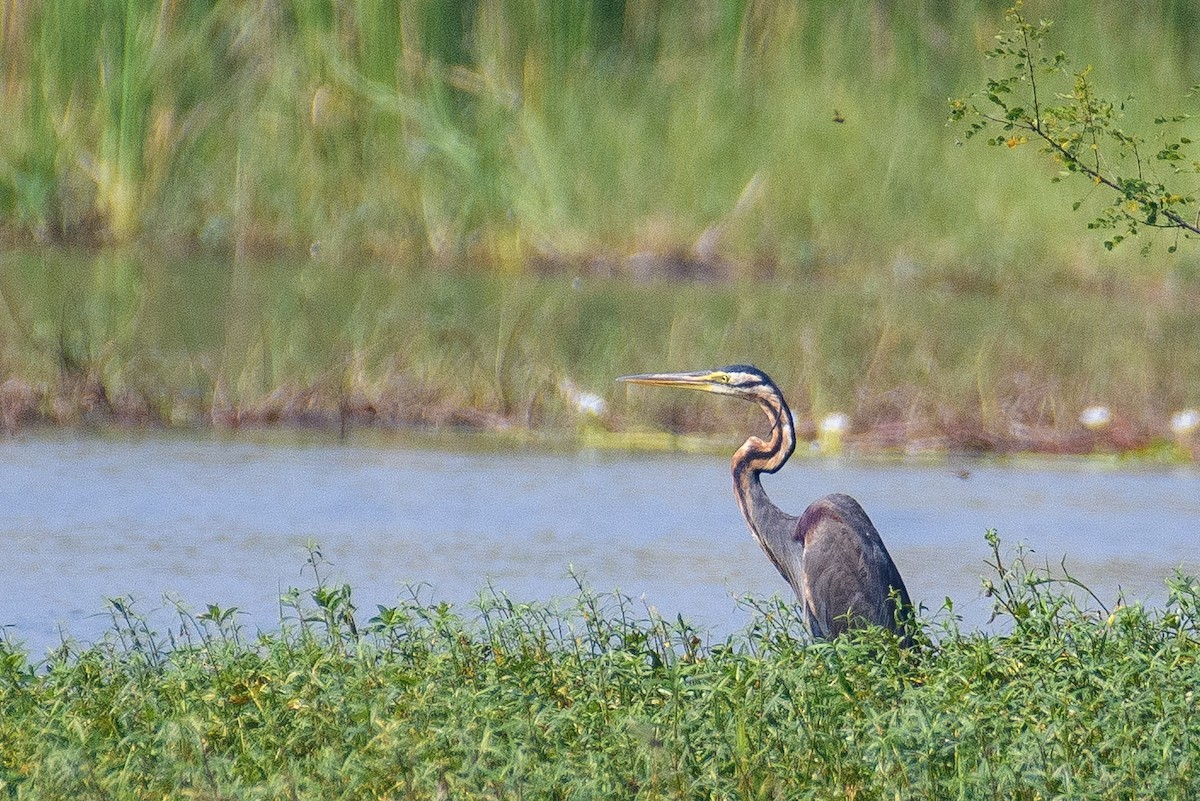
[
  {"left": 0, "top": 250, "right": 1197, "bottom": 455},
  {"left": 2, "top": 1, "right": 1199, "bottom": 284},
  {"left": 2, "top": 538, "right": 1199, "bottom": 798}
]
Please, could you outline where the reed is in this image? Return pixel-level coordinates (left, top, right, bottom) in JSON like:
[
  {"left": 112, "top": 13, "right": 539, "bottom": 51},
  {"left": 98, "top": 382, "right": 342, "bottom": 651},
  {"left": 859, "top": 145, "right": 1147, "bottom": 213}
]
[
  {"left": 0, "top": 250, "right": 1197, "bottom": 457},
  {"left": 2, "top": 1, "right": 1199, "bottom": 285}
]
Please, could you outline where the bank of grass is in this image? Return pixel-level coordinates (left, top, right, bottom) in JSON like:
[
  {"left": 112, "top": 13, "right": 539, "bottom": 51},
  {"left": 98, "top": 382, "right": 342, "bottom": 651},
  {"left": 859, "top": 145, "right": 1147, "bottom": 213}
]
[
  {"left": 4, "top": 2, "right": 1200, "bottom": 457},
  {"left": 2, "top": 1, "right": 1200, "bottom": 288},
  {"left": 1, "top": 249, "right": 1199, "bottom": 457},
  {"left": 1, "top": 538, "right": 1199, "bottom": 798}
]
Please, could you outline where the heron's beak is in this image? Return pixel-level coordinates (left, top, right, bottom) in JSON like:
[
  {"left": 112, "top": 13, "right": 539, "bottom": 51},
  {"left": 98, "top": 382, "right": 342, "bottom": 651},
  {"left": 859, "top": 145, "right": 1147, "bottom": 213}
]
[{"left": 617, "top": 370, "right": 725, "bottom": 392}]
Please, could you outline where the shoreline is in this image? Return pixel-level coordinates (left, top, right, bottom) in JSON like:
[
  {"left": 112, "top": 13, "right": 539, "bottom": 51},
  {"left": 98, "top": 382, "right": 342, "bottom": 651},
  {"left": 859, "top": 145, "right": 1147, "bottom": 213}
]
[
  {"left": 2, "top": 250, "right": 1197, "bottom": 465},
  {"left": 3, "top": 374, "right": 1195, "bottom": 463}
]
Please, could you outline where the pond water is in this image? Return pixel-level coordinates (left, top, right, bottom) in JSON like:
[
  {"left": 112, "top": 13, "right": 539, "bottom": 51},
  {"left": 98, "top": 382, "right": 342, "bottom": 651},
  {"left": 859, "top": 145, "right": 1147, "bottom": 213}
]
[{"left": 2, "top": 432, "right": 1198, "bottom": 656}]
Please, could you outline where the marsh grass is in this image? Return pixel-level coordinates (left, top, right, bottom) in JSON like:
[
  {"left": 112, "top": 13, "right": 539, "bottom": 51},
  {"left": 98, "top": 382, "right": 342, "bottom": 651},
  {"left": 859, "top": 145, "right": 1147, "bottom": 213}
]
[
  {"left": 4, "top": 4, "right": 1200, "bottom": 456},
  {"left": 2, "top": 1, "right": 1200, "bottom": 286},
  {"left": 2, "top": 537, "right": 1199, "bottom": 798},
  {"left": 1, "top": 250, "right": 1198, "bottom": 456}
]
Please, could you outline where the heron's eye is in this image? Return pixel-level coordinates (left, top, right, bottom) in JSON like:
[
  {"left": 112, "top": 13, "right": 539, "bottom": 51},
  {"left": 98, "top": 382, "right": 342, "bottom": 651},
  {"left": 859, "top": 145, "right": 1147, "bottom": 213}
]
[{"left": 718, "top": 375, "right": 730, "bottom": 383}]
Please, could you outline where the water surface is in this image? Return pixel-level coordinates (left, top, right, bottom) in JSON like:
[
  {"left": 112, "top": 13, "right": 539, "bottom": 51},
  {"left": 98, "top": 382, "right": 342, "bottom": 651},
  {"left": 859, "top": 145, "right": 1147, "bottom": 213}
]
[{"left": 3, "top": 433, "right": 1198, "bottom": 655}]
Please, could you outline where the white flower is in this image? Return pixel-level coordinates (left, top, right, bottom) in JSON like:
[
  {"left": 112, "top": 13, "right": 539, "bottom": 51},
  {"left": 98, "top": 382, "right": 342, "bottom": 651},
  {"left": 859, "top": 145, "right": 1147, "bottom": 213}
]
[
  {"left": 819, "top": 412, "right": 850, "bottom": 435},
  {"left": 1170, "top": 409, "right": 1200, "bottom": 436},
  {"left": 559, "top": 379, "right": 607, "bottom": 416},
  {"left": 1079, "top": 405, "right": 1111, "bottom": 430}
]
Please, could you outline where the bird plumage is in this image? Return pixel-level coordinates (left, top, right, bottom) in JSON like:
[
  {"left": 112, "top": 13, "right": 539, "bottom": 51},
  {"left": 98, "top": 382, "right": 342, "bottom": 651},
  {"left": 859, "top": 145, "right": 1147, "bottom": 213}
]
[{"left": 619, "top": 364, "right": 912, "bottom": 642}]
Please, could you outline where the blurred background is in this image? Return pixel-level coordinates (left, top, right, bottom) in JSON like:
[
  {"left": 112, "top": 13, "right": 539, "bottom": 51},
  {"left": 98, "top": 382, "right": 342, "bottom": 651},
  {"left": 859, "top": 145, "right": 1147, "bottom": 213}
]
[
  {"left": 0, "top": 0, "right": 1198, "bottom": 453},
  {"left": 2, "top": 0, "right": 1199, "bottom": 650}
]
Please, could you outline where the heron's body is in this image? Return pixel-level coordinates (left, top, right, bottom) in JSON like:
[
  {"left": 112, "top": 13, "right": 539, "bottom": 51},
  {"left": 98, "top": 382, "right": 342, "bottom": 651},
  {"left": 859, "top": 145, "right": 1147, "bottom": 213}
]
[{"left": 619, "top": 364, "right": 912, "bottom": 641}]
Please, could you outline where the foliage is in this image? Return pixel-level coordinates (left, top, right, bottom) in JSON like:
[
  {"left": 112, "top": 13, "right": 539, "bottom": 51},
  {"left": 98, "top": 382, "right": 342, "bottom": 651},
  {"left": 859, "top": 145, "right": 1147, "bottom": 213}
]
[
  {"left": 1, "top": 537, "right": 1199, "bottom": 798},
  {"left": 952, "top": 2, "right": 1200, "bottom": 252},
  {"left": 1, "top": 249, "right": 1199, "bottom": 454},
  {"left": 3, "top": 1, "right": 1200, "bottom": 279}
]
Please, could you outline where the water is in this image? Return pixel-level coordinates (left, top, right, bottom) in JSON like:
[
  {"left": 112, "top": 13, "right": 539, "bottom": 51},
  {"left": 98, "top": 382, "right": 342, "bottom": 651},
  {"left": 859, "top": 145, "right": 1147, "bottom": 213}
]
[{"left": 3, "top": 433, "right": 1198, "bottom": 655}]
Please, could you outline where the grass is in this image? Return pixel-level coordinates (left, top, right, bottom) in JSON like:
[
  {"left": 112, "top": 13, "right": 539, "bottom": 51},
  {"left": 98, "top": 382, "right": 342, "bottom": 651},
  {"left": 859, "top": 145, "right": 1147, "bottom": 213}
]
[
  {"left": 2, "top": 3, "right": 1199, "bottom": 457},
  {"left": 1, "top": 249, "right": 1198, "bottom": 458},
  {"left": 1, "top": 1, "right": 1199, "bottom": 287},
  {"left": 2, "top": 537, "right": 1199, "bottom": 798}
]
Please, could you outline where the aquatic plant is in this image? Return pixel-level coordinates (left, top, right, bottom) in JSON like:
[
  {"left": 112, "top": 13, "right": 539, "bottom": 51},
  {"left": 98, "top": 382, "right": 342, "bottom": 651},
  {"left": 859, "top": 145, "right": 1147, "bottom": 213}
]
[
  {"left": 2, "top": 1, "right": 1199, "bottom": 288},
  {"left": 2, "top": 250, "right": 1198, "bottom": 457},
  {"left": 1, "top": 536, "right": 1198, "bottom": 798}
]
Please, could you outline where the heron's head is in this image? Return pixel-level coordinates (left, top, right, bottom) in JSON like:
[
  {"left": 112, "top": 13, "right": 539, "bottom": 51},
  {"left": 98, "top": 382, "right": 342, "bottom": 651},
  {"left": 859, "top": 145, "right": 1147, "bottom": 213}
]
[{"left": 617, "top": 364, "right": 781, "bottom": 403}]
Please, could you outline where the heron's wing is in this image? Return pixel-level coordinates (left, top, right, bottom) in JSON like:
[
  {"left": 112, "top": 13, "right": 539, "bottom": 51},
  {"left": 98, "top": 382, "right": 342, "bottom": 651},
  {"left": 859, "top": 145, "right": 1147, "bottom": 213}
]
[{"left": 798, "top": 493, "right": 911, "bottom": 638}]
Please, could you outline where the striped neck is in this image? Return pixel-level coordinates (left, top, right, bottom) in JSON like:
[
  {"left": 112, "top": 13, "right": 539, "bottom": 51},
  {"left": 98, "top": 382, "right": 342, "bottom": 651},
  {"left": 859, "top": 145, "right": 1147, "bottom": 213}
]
[
  {"left": 732, "top": 389, "right": 795, "bottom": 476},
  {"left": 731, "top": 389, "right": 798, "bottom": 577}
]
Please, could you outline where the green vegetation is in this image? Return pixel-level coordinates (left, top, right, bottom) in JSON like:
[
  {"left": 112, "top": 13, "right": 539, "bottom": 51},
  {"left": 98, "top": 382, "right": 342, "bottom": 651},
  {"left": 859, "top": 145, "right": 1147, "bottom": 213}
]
[
  {"left": 2, "top": 539, "right": 1199, "bottom": 798},
  {"left": 952, "top": 2, "right": 1200, "bottom": 252},
  {"left": 1, "top": 3, "right": 1198, "bottom": 455},
  {"left": 2, "top": 250, "right": 1199, "bottom": 455},
  {"left": 1, "top": 1, "right": 1199, "bottom": 286},
  {"left": 3, "top": 7, "right": 1197, "bottom": 795}
]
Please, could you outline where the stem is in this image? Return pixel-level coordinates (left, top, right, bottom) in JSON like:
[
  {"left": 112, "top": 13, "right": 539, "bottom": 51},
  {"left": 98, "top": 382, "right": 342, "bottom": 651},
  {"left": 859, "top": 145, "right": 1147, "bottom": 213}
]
[
  {"left": 1020, "top": 22, "right": 1040, "bottom": 130},
  {"left": 981, "top": 113, "right": 1200, "bottom": 236},
  {"left": 974, "top": 7, "right": 1200, "bottom": 240}
]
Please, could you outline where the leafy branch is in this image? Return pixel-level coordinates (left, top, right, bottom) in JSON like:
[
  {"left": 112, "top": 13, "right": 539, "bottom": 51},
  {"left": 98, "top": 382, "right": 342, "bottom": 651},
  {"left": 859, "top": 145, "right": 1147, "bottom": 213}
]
[{"left": 950, "top": 2, "right": 1200, "bottom": 251}]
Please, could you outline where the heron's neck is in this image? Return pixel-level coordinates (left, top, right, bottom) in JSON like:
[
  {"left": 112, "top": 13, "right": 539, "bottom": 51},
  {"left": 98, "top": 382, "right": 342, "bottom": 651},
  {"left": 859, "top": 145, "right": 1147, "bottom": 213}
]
[{"left": 731, "top": 394, "right": 797, "bottom": 557}]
